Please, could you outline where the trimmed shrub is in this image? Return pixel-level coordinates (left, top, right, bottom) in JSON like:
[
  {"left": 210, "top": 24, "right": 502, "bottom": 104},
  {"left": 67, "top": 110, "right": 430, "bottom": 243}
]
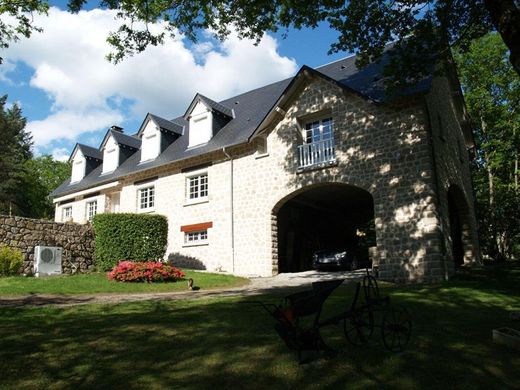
[
  {"left": 0, "top": 246, "right": 24, "bottom": 276},
  {"left": 108, "top": 261, "right": 185, "bottom": 283},
  {"left": 93, "top": 213, "right": 168, "bottom": 271}
]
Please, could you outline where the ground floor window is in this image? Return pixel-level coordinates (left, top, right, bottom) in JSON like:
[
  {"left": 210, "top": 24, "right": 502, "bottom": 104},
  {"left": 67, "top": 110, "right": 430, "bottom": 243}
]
[
  {"left": 185, "top": 230, "right": 208, "bottom": 244},
  {"left": 139, "top": 186, "right": 155, "bottom": 211},
  {"left": 63, "top": 206, "right": 72, "bottom": 221},
  {"left": 86, "top": 201, "right": 97, "bottom": 221}
]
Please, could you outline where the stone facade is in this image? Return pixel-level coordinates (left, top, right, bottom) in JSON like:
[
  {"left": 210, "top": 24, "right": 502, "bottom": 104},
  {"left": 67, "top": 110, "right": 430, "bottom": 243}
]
[
  {"left": 53, "top": 73, "right": 480, "bottom": 282},
  {"left": 0, "top": 215, "right": 95, "bottom": 274}
]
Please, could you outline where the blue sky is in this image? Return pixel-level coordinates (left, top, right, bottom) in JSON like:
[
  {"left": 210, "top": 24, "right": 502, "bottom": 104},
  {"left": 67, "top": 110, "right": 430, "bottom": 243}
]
[{"left": 1, "top": 2, "right": 348, "bottom": 160}]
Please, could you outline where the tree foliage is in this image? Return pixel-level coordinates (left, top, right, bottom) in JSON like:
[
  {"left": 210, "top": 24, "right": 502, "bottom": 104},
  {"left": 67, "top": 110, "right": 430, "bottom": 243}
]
[
  {"left": 455, "top": 32, "right": 520, "bottom": 260},
  {"left": 23, "top": 155, "right": 71, "bottom": 219},
  {"left": 1, "top": 1, "right": 519, "bottom": 81},
  {"left": 0, "top": 96, "right": 69, "bottom": 219},
  {"left": 0, "top": 95, "right": 32, "bottom": 215}
]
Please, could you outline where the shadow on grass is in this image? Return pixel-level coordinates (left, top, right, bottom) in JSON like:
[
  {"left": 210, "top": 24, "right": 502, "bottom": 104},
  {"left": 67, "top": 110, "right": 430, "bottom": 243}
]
[{"left": 0, "top": 263, "right": 519, "bottom": 389}]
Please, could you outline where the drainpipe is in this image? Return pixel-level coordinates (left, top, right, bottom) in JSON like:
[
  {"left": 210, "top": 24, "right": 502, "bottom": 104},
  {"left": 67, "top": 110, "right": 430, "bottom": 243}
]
[{"left": 222, "top": 147, "right": 235, "bottom": 273}]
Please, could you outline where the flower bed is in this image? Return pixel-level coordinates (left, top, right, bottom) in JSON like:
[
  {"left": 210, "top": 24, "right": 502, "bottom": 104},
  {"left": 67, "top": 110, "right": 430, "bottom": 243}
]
[{"left": 108, "top": 261, "right": 185, "bottom": 283}]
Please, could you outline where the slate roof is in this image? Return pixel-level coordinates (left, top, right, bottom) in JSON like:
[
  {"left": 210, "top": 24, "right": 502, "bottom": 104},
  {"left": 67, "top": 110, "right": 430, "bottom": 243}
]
[
  {"left": 108, "top": 130, "right": 141, "bottom": 150},
  {"left": 52, "top": 49, "right": 433, "bottom": 198},
  {"left": 185, "top": 93, "right": 235, "bottom": 119},
  {"left": 71, "top": 144, "right": 103, "bottom": 161},
  {"left": 147, "top": 113, "right": 184, "bottom": 135}
]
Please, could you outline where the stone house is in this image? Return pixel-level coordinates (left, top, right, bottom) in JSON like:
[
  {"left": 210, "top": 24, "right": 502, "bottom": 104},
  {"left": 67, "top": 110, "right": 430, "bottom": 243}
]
[{"left": 51, "top": 49, "right": 480, "bottom": 282}]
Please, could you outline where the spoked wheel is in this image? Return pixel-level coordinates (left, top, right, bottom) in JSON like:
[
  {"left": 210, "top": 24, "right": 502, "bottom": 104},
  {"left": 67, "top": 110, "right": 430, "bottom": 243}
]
[
  {"left": 344, "top": 307, "right": 374, "bottom": 345},
  {"left": 381, "top": 305, "right": 412, "bottom": 352}
]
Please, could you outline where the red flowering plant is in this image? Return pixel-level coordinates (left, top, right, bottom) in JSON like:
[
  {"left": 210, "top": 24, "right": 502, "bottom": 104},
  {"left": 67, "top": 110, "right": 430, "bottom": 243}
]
[{"left": 107, "top": 261, "right": 185, "bottom": 283}]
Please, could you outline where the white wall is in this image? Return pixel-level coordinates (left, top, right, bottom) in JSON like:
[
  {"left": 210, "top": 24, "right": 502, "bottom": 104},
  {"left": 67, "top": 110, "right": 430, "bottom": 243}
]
[
  {"left": 141, "top": 120, "right": 162, "bottom": 162},
  {"left": 188, "top": 102, "right": 213, "bottom": 148},
  {"left": 102, "top": 136, "right": 120, "bottom": 174}
]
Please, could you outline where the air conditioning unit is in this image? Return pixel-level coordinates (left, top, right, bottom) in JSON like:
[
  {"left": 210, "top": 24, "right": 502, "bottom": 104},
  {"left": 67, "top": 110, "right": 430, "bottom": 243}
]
[{"left": 34, "top": 246, "right": 62, "bottom": 277}]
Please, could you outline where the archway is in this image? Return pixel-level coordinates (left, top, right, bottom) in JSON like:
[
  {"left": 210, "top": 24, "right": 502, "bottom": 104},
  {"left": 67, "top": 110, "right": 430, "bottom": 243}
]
[
  {"left": 273, "top": 183, "right": 376, "bottom": 273},
  {"left": 447, "top": 185, "right": 471, "bottom": 267}
]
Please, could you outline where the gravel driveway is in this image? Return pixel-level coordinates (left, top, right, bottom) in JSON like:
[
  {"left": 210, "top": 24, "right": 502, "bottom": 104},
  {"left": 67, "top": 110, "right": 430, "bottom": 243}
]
[{"left": 0, "top": 269, "right": 368, "bottom": 308}]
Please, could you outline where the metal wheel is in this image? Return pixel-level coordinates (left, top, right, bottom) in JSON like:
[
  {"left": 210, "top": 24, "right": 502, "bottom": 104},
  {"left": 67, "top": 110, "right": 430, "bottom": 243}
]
[
  {"left": 344, "top": 307, "right": 374, "bottom": 345},
  {"left": 381, "top": 305, "right": 412, "bottom": 352}
]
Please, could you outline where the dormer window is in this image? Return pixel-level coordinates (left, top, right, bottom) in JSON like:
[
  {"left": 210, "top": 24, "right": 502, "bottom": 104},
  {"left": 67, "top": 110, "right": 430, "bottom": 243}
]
[
  {"left": 141, "top": 129, "right": 160, "bottom": 162},
  {"left": 70, "top": 148, "right": 86, "bottom": 183},
  {"left": 102, "top": 135, "right": 120, "bottom": 174},
  {"left": 188, "top": 103, "right": 212, "bottom": 148},
  {"left": 184, "top": 94, "right": 233, "bottom": 148}
]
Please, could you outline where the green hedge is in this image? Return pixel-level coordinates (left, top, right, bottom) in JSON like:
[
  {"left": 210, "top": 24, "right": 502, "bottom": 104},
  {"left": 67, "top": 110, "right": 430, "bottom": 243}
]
[
  {"left": 92, "top": 213, "right": 168, "bottom": 271},
  {"left": 0, "top": 245, "right": 24, "bottom": 276}
]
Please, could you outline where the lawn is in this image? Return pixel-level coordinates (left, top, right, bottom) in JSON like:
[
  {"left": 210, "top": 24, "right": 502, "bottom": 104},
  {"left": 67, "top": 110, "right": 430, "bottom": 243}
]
[
  {"left": 0, "top": 271, "right": 248, "bottom": 295},
  {"left": 0, "top": 263, "right": 519, "bottom": 389}
]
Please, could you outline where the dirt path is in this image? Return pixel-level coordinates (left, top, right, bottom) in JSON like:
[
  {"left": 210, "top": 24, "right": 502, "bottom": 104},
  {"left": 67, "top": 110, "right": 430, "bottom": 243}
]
[{"left": 0, "top": 269, "right": 366, "bottom": 308}]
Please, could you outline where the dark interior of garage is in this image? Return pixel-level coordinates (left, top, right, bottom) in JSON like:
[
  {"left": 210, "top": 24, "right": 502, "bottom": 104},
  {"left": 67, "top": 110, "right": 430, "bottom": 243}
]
[{"left": 276, "top": 184, "right": 376, "bottom": 273}]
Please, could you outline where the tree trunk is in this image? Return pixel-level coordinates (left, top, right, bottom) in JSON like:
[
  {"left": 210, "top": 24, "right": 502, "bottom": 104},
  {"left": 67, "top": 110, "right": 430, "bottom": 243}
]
[
  {"left": 481, "top": 118, "right": 495, "bottom": 207},
  {"left": 484, "top": 0, "right": 520, "bottom": 76}
]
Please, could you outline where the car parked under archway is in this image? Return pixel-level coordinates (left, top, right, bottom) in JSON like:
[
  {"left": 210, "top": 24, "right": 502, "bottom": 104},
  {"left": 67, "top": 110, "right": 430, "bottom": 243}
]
[{"left": 274, "top": 183, "right": 376, "bottom": 273}]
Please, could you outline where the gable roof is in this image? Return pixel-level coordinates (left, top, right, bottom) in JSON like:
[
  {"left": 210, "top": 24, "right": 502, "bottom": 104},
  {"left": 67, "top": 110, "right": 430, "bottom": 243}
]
[
  {"left": 69, "top": 143, "right": 103, "bottom": 162},
  {"left": 100, "top": 129, "right": 141, "bottom": 151},
  {"left": 52, "top": 48, "right": 434, "bottom": 198},
  {"left": 139, "top": 113, "right": 184, "bottom": 136},
  {"left": 184, "top": 93, "right": 234, "bottom": 119}
]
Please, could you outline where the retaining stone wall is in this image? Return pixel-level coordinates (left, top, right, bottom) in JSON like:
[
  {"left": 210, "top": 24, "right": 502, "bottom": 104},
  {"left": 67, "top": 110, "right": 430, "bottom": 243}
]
[{"left": 0, "top": 215, "right": 95, "bottom": 274}]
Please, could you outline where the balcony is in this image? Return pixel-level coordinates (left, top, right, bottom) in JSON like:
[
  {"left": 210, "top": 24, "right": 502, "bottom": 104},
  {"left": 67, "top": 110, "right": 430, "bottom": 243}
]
[{"left": 297, "top": 138, "right": 336, "bottom": 170}]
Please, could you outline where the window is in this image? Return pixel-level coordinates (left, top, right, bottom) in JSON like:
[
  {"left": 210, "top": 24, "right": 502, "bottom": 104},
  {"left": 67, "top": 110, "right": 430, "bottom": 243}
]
[
  {"left": 187, "top": 173, "right": 208, "bottom": 200},
  {"left": 63, "top": 206, "right": 72, "bottom": 221},
  {"left": 304, "top": 117, "right": 333, "bottom": 144},
  {"left": 139, "top": 186, "right": 155, "bottom": 211},
  {"left": 86, "top": 201, "right": 97, "bottom": 221},
  {"left": 184, "top": 230, "right": 208, "bottom": 244},
  {"left": 298, "top": 117, "right": 336, "bottom": 169}
]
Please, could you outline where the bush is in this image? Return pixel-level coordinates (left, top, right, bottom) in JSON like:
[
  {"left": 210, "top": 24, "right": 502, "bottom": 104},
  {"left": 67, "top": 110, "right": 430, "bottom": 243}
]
[
  {"left": 108, "top": 261, "right": 185, "bottom": 283},
  {"left": 93, "top": 213, "right": 168, "bottom": 271},
  {"left": 0, "top": 246, "right": 24, "bottom": 276}
]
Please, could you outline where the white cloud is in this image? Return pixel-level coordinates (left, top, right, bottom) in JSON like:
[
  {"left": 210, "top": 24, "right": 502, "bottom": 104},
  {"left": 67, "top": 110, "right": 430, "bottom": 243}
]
[
  {"left": 27, "top": 109, "right": 123, "bottom": 146},
  {"left": 50, "top": 147, "right": 71, "bottom": 162},
  {"left": 3, "top": 7, "right": 298, "bottom": 148}
]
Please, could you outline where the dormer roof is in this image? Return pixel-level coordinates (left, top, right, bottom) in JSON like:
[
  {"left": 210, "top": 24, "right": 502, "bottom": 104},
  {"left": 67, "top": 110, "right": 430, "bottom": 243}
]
[
  {"left": 69, "top": 143, "right": 103, "bottom": 162},
  {"left": 184, "top": 93, "right": 234, "bottom": 120},
  {"left": 138, "top": 113, "right": 184, "bottom": 137},
  {"left": 100, "top": 128, "right": 141, "bottom": 150}
]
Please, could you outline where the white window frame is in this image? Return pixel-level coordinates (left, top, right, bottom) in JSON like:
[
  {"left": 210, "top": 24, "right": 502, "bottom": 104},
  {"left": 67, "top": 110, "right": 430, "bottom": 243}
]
[
  {"left": 138, "top": 185, "right": 155, "bottom": 212},
  {"left": 86, "top": 200, "right": 97, "bottom": 222},
  {"left": 185, "top": 170, "right": 208, "bottom": 204},
  {"left": 183, "top": 230, "right": 208, "bottom": 246},
  {"left": 63, "top": 206, "right": 72, "bottom": 221},
  {"left": 304, "top": 117, "right": 334, "bottom": 144}
]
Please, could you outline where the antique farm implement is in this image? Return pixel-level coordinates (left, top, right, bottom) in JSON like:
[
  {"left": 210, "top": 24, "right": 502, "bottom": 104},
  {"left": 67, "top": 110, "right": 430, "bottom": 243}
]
[{"left": 247, "top": 270, "right": 412, "bottom": 363}]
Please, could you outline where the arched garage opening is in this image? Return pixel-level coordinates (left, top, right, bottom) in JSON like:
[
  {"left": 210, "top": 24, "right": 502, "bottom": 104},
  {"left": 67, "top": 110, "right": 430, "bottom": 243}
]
[
  {"left": 273, "top": 183, "right": 376, "bottom": 273},
  {"left": 447, "top": 185, "right": 472, "bottom": 267}
]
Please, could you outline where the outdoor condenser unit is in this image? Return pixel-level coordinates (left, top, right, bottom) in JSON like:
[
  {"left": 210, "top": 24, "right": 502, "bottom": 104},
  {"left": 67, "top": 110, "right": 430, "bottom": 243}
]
[{"left": 34, "top": 246, "right": 62, "bottom": 277}]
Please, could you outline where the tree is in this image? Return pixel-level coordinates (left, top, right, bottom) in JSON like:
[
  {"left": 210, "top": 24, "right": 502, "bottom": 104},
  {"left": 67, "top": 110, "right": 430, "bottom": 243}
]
[
  {"left": 23, "top": 155, "right": 71, "bottom": 219},
  {"left": 0, "top": 95, "right": 32, "bottom": 216},
  {"left": 1, "top": 1, "right": 519, "bottom": 80},
  {"left": 455, "top": 32, "right": 520, "bottom": 260}
]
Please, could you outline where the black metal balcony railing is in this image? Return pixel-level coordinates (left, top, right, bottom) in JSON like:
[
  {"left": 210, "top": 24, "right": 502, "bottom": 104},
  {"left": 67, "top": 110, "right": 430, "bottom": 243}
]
[{"left": 297, "top": 138, "right": 336, "bottom": 169}]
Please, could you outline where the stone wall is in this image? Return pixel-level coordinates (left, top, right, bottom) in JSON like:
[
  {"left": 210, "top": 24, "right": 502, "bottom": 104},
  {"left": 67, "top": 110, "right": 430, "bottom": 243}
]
[{"left": 0, "top": 215, "right": 95, "bottom": 274}]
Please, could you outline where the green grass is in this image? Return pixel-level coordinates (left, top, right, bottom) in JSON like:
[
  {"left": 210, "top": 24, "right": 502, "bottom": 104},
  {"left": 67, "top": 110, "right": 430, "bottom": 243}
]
[
  {"left": 0, "top": 271, "right": 248, "bottom": 295},
  {"left": 0, "top": 263, "right": 519, "bottom": 389}
]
